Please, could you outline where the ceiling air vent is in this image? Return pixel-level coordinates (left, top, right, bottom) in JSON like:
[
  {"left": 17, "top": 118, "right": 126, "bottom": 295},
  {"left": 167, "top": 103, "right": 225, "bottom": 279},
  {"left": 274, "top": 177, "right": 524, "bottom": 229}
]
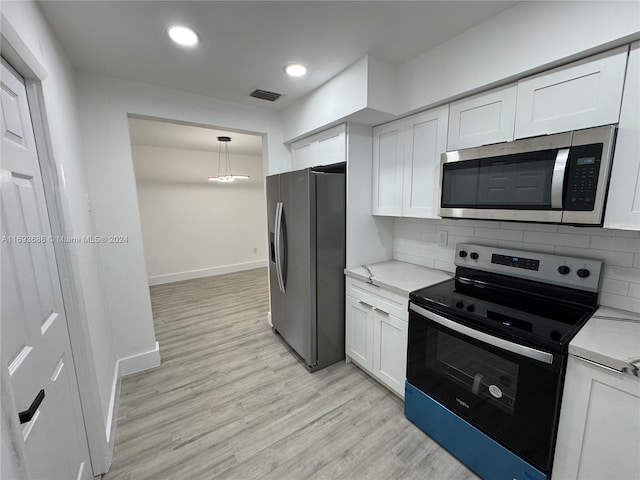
[{"left": 250, "top": 89, "right": 282, "bottom": 102}]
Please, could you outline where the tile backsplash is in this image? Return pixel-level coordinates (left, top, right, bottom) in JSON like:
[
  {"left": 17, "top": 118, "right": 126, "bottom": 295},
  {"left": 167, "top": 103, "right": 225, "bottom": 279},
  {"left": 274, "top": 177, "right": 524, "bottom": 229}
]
[{"left": 393, "top": 218, "right": 640, "bottom": 313}]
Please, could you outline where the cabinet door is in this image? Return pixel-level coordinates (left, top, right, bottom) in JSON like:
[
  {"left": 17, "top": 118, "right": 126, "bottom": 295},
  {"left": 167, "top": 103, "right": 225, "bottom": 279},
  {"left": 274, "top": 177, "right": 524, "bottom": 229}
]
[
  {"left": 448, "top": 84, "right": 516, "bottom": 150},
  {"left": 552, "top": 355, "right": 640, "bottom": 480},
  {"left": 345, "top": 296, "right": 374, "bottom": 372},
  {"left": 515, "top": 46, "right": 628, "bottom": 139},
  {"left": 291, "top": 124, "right": 346, "bottom": 170},
  {"left": 372, "top": 122, "right": 404, "bottom": 216},
  {"left": 604, "top": 42, "right": 640, "bottom": 231},
  {"left": 402, "top": 106, "right": 448, "bottom": 218},
  {"left": 372, "top": 310, "right": 408, "bottom": 397}
]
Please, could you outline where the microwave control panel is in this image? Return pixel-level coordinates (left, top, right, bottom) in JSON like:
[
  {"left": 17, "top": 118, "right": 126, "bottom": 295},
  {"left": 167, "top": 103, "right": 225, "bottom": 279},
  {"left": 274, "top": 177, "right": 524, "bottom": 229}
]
[{"left": 564, "top": 143, "right": 603, "bottom": 211}]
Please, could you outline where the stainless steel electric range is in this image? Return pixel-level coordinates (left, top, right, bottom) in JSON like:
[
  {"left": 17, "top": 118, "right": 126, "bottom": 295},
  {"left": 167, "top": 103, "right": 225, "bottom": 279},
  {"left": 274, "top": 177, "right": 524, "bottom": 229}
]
[{"left": 405, "top": 243, "right": 603, "bottom": 480}]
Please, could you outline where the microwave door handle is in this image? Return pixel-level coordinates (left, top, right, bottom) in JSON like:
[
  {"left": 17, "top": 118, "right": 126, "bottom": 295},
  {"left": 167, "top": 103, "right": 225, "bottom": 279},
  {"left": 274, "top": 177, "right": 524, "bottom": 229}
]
[
  {"left": 551, "top": 148, "right": 570, "bottom": 209},
  {"left": 409, "top": 303, "right": 554, "bottom": 364}
]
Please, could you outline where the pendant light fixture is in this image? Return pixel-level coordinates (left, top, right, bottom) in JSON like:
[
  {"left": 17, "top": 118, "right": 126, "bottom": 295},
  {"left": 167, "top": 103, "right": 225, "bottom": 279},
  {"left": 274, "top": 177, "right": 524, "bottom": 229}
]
[{"left": 208, "top": 136, "right": 250, "bottom": 183}]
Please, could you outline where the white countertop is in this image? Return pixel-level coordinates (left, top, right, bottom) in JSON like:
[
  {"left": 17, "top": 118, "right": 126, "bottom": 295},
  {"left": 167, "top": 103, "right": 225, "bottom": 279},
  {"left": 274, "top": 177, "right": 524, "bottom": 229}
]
[
  {"left": 344, "top": 260, "right": 452, "bottom": 296},
  {"left": 569, "top": 306, "right": 640, "bottom": 379}
]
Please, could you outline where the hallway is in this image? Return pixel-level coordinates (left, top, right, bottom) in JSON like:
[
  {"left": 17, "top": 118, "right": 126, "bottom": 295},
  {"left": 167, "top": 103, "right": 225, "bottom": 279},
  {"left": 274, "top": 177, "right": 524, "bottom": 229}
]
[{"left": 105, "top": 268, "right": 475, "bottom": 480}]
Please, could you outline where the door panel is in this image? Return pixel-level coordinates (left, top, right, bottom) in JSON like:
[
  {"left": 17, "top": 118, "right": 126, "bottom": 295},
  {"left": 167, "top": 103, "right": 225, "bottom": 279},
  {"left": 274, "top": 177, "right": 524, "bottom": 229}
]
[
  {"left": 1, "top": 59, "right": 91, "bottom": 479},
  {"left": 273, "top": 169, "right": 313, "bottom": 364},
  {"left": 372, "top": 124, "right": 403, "bottom": 216},
  {"left": 374, "top": 312, "right": 407, "bottom": 397},
  {"left": 402, "top": 106, "right": 448, "bottom": 218},
  {"left": 345, "top": 296, "right": 373, "bottom": 371}
]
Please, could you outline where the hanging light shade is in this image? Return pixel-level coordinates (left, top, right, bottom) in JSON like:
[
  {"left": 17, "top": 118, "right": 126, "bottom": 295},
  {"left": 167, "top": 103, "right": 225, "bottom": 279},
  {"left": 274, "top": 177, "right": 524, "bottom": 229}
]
[{"left": 208, "top": 136, "right": 250, "bottom": 183}]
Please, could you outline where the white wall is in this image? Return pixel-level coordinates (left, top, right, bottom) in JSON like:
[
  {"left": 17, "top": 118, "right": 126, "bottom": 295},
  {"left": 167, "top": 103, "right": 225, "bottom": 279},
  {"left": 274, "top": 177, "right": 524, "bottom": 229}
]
[
  {"left": 397, "top": 1, "right": 640, "bottom": 114},
  {"left": 74, "top": 71, "right": 288, "bottom": 363},
  {"left": 132, "top": 145, "right": 268, "bottom": 284},
  {"left": 393, "top": 218, "right": 640, "bottom": 314},
  {"left": 1, "top": 0, "right": 116, "bottom": 473},
  {"left": 282, "top": 56, "right": 370, "bottom": 142},
  {"left": 282, "top": 1, "right": 640, "bottom": 141}
]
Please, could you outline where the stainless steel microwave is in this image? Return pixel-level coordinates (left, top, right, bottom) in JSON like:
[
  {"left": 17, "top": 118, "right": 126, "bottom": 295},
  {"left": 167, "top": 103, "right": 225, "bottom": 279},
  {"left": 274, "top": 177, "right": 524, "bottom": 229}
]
[{"left": 439, "top": 125, "right": 617, "bottom": 225}]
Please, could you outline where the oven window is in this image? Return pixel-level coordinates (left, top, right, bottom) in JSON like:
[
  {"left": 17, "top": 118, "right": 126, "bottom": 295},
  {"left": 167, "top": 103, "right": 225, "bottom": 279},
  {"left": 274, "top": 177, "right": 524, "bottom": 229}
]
[
  {"left": 441, "top": 149, "right": 557, "bottom": 209},
  {"left": 436, "top": 332, "right": 519, "bottom": 415}
]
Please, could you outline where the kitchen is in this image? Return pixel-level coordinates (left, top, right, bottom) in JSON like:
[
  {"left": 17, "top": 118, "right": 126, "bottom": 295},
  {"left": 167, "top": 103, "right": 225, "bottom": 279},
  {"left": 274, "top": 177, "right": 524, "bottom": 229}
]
[{"left": 1, "top": 1, "right": 639, "bottom": 479}]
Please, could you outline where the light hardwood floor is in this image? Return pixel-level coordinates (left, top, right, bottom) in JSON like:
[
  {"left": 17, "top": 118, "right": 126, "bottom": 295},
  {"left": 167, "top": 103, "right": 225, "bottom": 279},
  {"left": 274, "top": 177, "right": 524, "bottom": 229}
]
[{"left": 104, "top": 268, "right": 477, "bottom": 480}]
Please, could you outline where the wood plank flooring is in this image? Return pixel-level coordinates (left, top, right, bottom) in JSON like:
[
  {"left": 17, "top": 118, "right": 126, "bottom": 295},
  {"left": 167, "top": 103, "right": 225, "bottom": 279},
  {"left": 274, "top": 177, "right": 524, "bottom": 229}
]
[{"left": 104, "top": 268, "right": 477, "bottom": 480}]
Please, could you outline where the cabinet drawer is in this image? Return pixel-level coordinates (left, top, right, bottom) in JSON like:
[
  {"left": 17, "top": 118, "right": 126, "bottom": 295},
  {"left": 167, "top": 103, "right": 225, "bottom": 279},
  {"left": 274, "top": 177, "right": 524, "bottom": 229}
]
[
  {"left": 515, "top": 46, "right": 628, "bottom": 139},
  {"left": 346, "top": 277, "right": 408, "bottom": 321}
]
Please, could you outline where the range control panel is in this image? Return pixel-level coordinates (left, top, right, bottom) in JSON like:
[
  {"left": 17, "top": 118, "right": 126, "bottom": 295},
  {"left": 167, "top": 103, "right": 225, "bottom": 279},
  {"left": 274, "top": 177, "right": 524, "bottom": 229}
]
[
  {"left": 455, "top": 243, "right": 603, "bottom": 293},
  {"left": 491, "top": 254, "right": 540, "bottom": 271}
]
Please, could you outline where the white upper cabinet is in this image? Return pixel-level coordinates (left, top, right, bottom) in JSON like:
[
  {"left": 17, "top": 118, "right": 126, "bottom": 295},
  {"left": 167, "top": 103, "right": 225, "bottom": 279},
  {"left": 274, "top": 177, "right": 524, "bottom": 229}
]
[
  {"left": 372, "top": 121, "right": 404, "bottom": 216},
  {"left": 373, "top": 105, "right": 449, "bottom": 218},
  {"left": 514, "top": 46, "right": 628, "bottom": 139},
  {"left": 447, "top": 84, "right": 517, "bottom": 151},
  {"left": 604, "top": 42, "right": 640, "bottom": 231},
  {"left": 402, "top": 106, "right": 448, "bottom": 218},
  {"left": 290, "top": 124, "right": 346, "bottom": 170}
]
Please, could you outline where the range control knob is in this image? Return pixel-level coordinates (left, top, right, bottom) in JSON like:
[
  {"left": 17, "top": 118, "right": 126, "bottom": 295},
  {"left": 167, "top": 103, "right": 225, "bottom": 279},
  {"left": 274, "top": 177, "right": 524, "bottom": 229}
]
[
  {"left": 558, "top": 265, "right": 571, "bottom": 275},
  {"left": 459, "top": 251, "right": 468, "bottom": 258},
  {"left": 470, "top": 252, "right": 479, "bottom": 260},
  {"left": 577, "top": 268, "right": 591, "bottom": 279},
  {"left": 466, "top": 305, "right": 475, "bottom": 313},
  {"left": 456, "top": 302, "right": 464, "bottom": 309}
]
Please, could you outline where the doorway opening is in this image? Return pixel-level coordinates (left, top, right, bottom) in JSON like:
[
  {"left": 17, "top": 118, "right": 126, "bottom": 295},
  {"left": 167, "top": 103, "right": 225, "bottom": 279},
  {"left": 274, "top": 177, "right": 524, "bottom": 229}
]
[{"left": 127, "top": 116, "right": 268, "bottom": 286}]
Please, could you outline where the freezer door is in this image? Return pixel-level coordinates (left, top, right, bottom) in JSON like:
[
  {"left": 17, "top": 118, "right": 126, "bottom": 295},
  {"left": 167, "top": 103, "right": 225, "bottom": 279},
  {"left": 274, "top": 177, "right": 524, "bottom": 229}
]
[
  {"left": 266, "top": 174, "right": 284, "bottom": 317},
  {"left": 273, "top": 169, "right": 315, "bottom": 365}
]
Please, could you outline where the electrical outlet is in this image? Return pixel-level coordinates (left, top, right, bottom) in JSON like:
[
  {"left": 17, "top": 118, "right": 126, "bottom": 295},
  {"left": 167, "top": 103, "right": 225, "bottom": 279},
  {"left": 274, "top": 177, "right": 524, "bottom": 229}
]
[{"left": 438, "top": 230, "right": 448, "bottom": 247}]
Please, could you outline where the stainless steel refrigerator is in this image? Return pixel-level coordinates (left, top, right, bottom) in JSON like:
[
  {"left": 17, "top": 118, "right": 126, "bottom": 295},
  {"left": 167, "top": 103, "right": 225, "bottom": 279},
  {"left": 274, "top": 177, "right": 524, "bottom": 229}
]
[{"left": 266, "top": 163, "right": 346, "bottom": 371}]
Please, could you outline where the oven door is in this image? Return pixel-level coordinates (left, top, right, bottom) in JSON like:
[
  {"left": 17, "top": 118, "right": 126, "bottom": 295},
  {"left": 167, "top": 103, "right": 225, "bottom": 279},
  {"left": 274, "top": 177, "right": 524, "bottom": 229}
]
[
  {"left": 407, "top": 303, "right": 564, "bottom": 474},
  {"left": 439, "top": 146, "right": 566, "bottom": 223}
]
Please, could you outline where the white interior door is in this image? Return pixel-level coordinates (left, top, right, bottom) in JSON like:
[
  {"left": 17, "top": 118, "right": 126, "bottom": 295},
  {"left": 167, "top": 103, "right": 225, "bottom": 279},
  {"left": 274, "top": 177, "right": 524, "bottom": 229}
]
[{"left": 1, "top": 59, "right": 92, "bottom": 479}]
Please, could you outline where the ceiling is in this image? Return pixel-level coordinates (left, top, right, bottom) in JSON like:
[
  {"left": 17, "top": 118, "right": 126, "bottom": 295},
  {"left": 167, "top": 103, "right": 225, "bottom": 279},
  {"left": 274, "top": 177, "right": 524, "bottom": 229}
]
[
  {"left": 128, "top": 117, "right": 263, "bottom": 155},
  {"left": 38, "top": 1, "right": 517, "bottom": 110},
  {"left": 129, "top": 118, "right": 264, "bottom": 186}
]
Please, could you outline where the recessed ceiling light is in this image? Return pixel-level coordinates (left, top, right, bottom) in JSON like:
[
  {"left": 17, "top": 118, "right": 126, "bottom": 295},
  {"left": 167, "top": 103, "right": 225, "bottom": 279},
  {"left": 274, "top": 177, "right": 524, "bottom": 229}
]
[
  {"left": 168, "top": 26, "right": 199, "bottom": 47},
  {"left": 285, "top": 63, "right": 307, "bottom": 77}
]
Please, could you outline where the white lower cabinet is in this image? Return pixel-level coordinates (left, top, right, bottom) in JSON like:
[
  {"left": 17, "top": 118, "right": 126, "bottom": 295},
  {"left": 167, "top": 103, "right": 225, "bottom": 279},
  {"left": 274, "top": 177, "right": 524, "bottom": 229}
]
[
  {"left": 345, "top": 278, "right": 408, "bottom": 397},
  {"left": 345, "top": 296, "right": 374, "bottom": 371},
  {"left": 552, "top": 355, "right": 640, "bottom": 480},
  {"left": 372, "top": 310, "right": 408, "bottom": 396}
]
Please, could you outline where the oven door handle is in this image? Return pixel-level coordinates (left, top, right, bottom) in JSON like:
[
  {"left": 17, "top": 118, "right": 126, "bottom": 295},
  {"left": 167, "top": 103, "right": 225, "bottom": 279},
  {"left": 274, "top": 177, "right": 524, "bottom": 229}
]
[{"left": 409, "top": 303, "right": 554, "bottom": 365}]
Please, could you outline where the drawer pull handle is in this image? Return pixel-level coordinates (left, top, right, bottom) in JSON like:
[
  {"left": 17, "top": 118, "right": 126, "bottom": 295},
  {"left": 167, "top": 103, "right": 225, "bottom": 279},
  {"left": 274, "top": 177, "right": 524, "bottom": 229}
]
[
  {"left": 374, "top": 308, "right": 389, "bottom": 316},
  {"left": 19, "top": 389, "right": 45, "bottom": 424},
  {"left": 574, "top": 355, "right": 623, "bottom": 374},
  {"left": 359, "top": 301, "right": 373, "bottom": 309}
]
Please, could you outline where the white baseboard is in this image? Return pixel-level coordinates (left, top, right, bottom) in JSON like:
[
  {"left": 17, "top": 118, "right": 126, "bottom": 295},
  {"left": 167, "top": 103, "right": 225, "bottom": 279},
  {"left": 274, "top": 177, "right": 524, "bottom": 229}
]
[
  {"left": 268, "top": 311, "right": 272, "bottom": 327},
  {"left": 148, "top": 260, "right": 268, "bottom": 286},
  {"left": 119, "top": 341, "right": 161, "bottom": 377}
]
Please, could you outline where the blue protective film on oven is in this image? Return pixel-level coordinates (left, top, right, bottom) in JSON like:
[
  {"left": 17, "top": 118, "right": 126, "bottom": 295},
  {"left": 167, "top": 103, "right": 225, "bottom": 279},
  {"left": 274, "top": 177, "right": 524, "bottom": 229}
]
[{"left": 404, "top": 381, "right": 548, "bottom": 480}]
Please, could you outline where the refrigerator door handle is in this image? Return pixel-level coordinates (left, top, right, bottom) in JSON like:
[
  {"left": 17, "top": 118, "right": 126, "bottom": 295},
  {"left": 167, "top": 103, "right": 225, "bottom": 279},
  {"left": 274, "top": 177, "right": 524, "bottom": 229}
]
[{"left": 274, "top": 202, "right": 285, "bottom": 292}]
